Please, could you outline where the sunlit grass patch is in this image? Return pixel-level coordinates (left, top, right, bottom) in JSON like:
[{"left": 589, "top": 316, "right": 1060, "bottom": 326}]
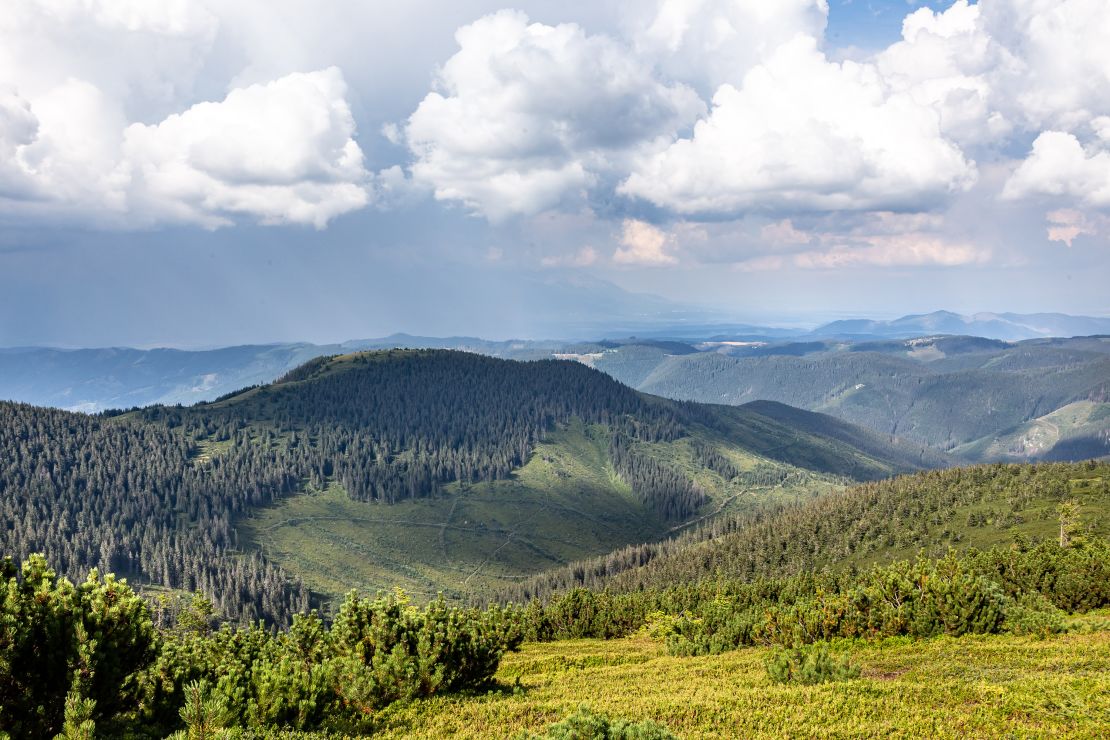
[{"left": 372, "top": 630, "right": 1110, "bottom": 738}]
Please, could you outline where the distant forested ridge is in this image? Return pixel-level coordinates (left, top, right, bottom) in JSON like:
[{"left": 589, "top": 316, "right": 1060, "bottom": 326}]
[{"left": 588, "top": 336, "right": 1110, "bottom": 458}]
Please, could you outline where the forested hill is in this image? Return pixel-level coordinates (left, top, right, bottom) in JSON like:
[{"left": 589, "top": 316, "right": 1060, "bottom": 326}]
[
  {"left": 500, "top": 460, "right": 1110, "bottom": 602},
  {"left": 1, "top": 350, "right": 940, "bottom": 624},
  {"left": 162, "top": 350, "right": 935, "bottom": 497}
]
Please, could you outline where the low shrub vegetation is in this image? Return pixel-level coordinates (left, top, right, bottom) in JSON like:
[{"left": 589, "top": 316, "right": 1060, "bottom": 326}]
[
  {"left": 0, "top": 558, "right": 521, "bottom": 738},
  {"left": 518, "top": 538, "right": 1110, "bottom": 655},
  {"left": 2, "top": 520, "right": 1109, "bottom": 736}
]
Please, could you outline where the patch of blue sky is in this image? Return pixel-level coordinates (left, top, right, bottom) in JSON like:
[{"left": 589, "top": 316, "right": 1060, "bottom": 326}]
[{"left": 825, "top": 0, "right": 967, "bottom": 52}]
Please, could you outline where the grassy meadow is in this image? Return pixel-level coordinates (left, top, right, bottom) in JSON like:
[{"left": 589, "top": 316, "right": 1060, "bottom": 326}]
[{"left": 374, "top": 612, "right": 1110, "bottom": 738}]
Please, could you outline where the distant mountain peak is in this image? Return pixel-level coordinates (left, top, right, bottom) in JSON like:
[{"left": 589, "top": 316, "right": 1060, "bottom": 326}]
[{"left": 814, "top": 310, "right": 1110, "bottom": 341}]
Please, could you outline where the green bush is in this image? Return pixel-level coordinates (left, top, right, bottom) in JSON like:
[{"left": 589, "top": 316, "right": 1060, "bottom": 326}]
[
  {"left": 965, "top": 539, "right": 1110, "bottom": 612},
  {"left": 525, "top": 705, "right": 679, "bottom": 739},
  {"left": 327, "top": 591, "right": 522, "bottom": 717},
  {"left": 0, "top": 554, "right": 524, "bottom": 737},
  {"left": 659, "top": 552, "right": 1007, "bottom": 655},
  {"left": 140, "top": 590, "right": 523, "bottom": 734},
  {"left": 764, "top": 644, "right": 860, "bottom": 685},
  {"left": 1002, "top": 594, "right": 1068, "bottom": 639},
  {"left": 169, "top": 680, "right": 234, "bottom": 739},
  {"left": 0, "top": 554, "right": 156, "bottom": 739}
]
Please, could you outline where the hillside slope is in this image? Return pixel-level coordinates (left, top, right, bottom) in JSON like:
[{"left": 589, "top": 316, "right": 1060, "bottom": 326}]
[
  {"left": 200, "top": 351, "right": 933, "bottom": 599},
  {"left": 376, "top": 627, "right": 1110, "bottom": 738},
  {"left": 503, "top": 460, "right": 1110, "bottom": 601},
  {"left": 954, "top": 401, "right": 1110, "bottom": 462}
]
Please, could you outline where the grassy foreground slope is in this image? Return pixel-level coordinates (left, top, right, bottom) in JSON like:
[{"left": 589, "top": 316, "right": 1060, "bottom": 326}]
[{"left": 375, "top": 624, "right": 1110, "bottom": 738}]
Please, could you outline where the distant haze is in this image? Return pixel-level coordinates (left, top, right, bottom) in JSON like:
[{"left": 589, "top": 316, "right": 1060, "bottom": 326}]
[{"left": 4, "top": 310, "right": 1110, "bottom": 413}]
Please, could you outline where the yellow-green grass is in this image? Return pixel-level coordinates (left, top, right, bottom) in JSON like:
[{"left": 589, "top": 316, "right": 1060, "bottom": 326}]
[
  {"left": 373, "top": 619, "right": 1110, "bottom": 738},
  {"left": 240, "top": 420, "right": 666, "bottom": 601},
  {"left": 636, "top": 434, "right": 847, "bottom": 530},
  {"left": 238, "top": 419, "right": 844, "bottom": 603}
]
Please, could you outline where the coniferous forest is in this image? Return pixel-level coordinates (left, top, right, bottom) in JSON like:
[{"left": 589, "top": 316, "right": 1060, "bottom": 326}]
[{"left": 0, "top": 351, "right": 732, "bottom": 624}]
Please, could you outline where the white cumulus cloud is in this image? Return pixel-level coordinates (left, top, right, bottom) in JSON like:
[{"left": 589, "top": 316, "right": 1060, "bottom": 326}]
[
  {"left": 0, "top": 88, "right": 40, "bottom": 199},
  {"left": 620, "top": 35, "right": 977, "bottom": 216},
  {"left": 0, "top": 1, "right": 372, "bottom": 229},
  {"left": 979, "top": 0, "right": 1110, "bottom": 134},
  {"left": 1002, "top": 131, "right": 1110, "bottom": 207},
  {"left": 633, "top": 0, "right": 829, "bottom": 93},
  {"left": 877, "top": 1, "right": 1012, "bottom": 147},
  {"left": 403, "top": 9, "right": 704, "bottom": 221},
  {"left": 120, "top": 67, "right": 369, "bottom": 229}
]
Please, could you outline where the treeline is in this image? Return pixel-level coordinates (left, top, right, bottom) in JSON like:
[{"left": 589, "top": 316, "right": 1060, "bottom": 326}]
[
  {"left": 0, "top": 554, "right": 520, "bottom": 739},
  {"left": 497, "top": 461, "right": 1110, "bottom": 602},
  {"left": 689, "top": 439, "right": 741, "bottom": 480},
  {"left": 609, "top": 434, "right": 706, "bottom": 520}
]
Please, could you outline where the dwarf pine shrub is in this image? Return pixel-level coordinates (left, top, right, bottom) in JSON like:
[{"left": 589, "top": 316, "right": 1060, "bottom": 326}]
[
  {"left": 525, "top": 705, "right": 679, "bottom": 739},
  {"left": 0, "top": 554, "right": 156, "bottom": 739},
  {"left": 764, "top": 645, "right": 860, "bottom": 685},
  {"left": 1002, "top": 593, "right": 1068, "bottom": 639},
  {"left": 0, "top": 555, "right": 524, "bottom": 737}
]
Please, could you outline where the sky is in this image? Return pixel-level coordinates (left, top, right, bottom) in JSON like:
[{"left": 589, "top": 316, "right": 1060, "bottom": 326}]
[{"left": 1, "top": 0, "right": 1108, "bottom": 347}]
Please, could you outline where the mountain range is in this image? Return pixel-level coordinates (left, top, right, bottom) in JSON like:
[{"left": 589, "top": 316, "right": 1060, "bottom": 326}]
[
  {"left": 811, "top": 311, "right": 1110, "bottom": 341},
  {"left": 3, "top": 312, "right": 1107, "bottom": 464}
]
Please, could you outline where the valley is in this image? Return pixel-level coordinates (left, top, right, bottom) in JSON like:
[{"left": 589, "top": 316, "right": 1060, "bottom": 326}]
[
  {"left": 241, "top": 419, "right": 847, "bottom": 600},
  {"left": 0, "top": 349, "right": 927, "bottom": 622}
]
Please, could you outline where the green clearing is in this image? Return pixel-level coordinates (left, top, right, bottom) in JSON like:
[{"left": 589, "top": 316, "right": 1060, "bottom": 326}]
[
  {"left": 240, "top": 419, "right": 845, "bottom": 602},
  {"left": 374, "top": 617, "right": 1110, "bottom": 738},
  {"left": 188, "top": 436, "right": 234, "bottom": 466}
]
